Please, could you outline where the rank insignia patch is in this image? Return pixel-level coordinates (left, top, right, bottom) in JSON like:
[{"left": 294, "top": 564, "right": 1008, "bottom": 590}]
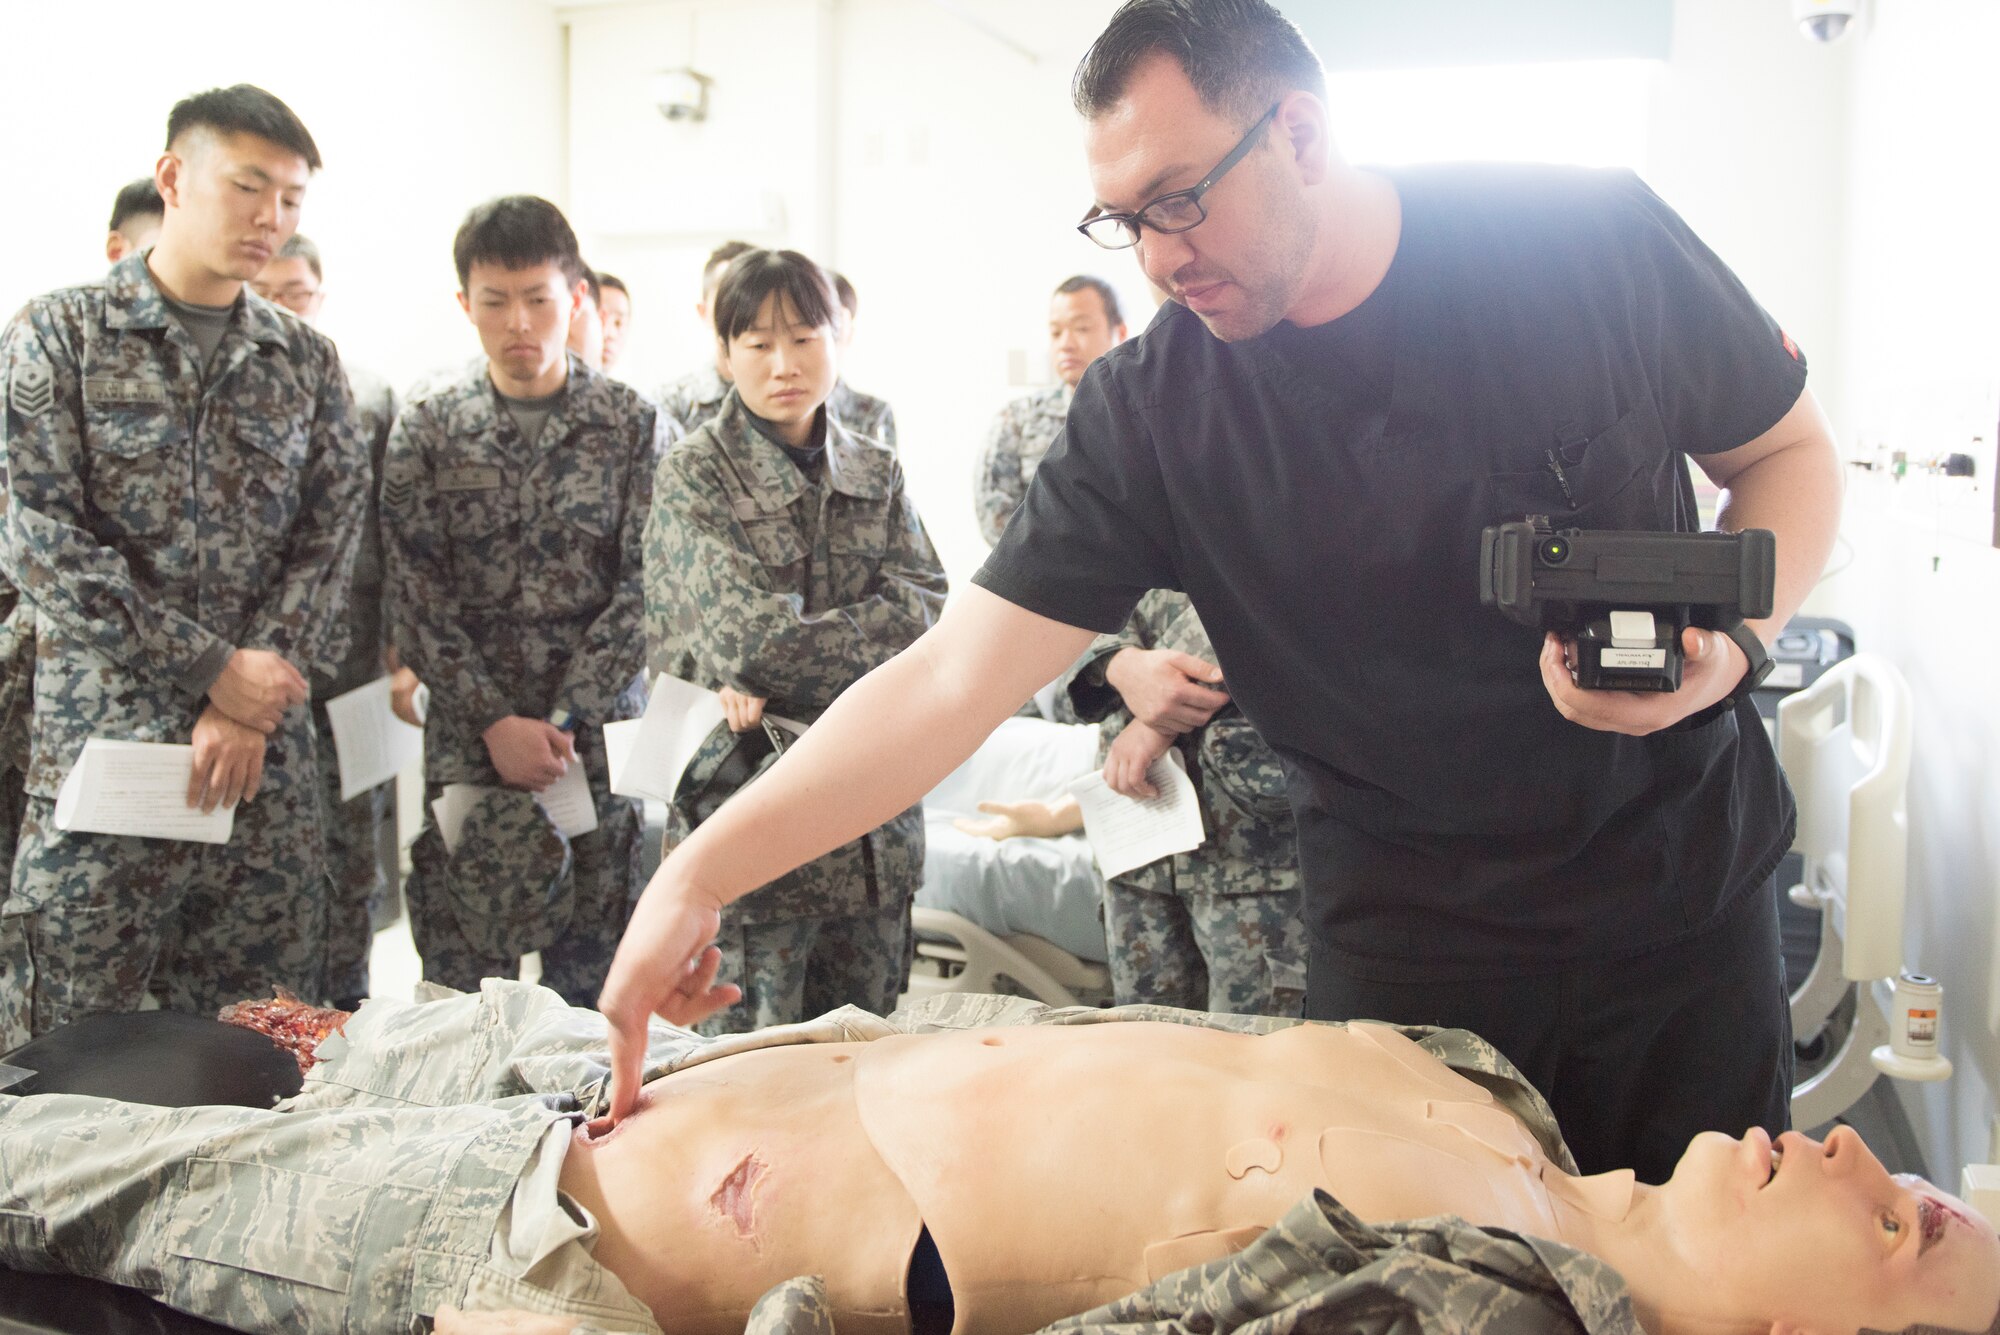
[{"left": 8, "top": 366, "right": 54, "bottom": 418}]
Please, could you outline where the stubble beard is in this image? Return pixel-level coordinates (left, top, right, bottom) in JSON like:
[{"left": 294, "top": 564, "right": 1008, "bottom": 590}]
[{"left": 1186, "top": 204, "right": 1318, "bottom": 343}]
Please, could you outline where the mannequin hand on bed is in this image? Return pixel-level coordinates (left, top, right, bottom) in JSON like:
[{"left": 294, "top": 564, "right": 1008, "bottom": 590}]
[
  {"left": 1539, "top": 627, "right": 1751, "bottom": 737},
  {"left": 955, "top": 794, "right": 1084, "bottom": 841},
  {"left": 432, "top": 1305, "right": 581, "bottom": 1335}
]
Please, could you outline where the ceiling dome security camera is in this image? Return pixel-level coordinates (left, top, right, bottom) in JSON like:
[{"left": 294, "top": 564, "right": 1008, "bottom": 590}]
[
  {"left": 1791, "top": 0, "right": 1864, "bottom": 43},
  {"left": 650, "top": 66, "right": 714, "bottom": 123}
]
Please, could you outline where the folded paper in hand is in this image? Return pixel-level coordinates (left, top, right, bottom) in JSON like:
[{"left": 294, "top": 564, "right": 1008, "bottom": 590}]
[{"left": 54, "top": 738, "right": 236, "bottom": 844}]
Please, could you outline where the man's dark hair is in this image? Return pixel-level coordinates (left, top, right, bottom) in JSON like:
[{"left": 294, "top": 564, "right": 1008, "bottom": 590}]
[
  {"left": 451, "top": 195, "right": 584, "bottom": 292},
  {"left": 1054, "top": 274, "right": 1125, "bottom": 329},
  {"left": 1072, "top": 0, "right": 1324, "bottom": 123},
  {"left": 711, "top": 249, "right": 839, "bottom": 344},
  {"left": 702, "top": 240, "right": 757, "bottom": 297},
  {"left": 598, "top": 272, "right": 629, "bottom": 302},
  {"left": 164, "top": 84, "right": 322, "bottom": 171},
  {"left": 275, "top": 233, "right": 322, "bottom": 281},
  {"left": 831, "top": 271, "right": 858, "bottom": 319},
  {"left": 108, "top": 178, "right": 164, "bottom": 234}
]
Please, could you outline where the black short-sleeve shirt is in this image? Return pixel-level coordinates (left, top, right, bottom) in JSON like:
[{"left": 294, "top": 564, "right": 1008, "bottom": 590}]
[{"left": 976, "top": 164, "right": 1806, "bottom": 981}]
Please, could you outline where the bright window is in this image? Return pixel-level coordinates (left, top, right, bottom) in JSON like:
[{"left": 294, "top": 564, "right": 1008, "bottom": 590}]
[{"left": 1325, "top": 59, "right": 1658, "bottom": 171}]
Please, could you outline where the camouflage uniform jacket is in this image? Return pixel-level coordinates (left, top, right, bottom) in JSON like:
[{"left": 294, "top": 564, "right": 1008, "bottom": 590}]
[
  {"left": 318, "top": 362, "right": 398, "bottom": 699},
  {"left": 0, "top": 255, "right": 367, "bottom": 798},
  {"left": 0, "top": 589, "right": 27, "bottom": 777},
  {"left": 974, "top": 381, "right": 1070, "bottom": 546},
  {"left": 1065, "top": 589, "right": 1299, "bottom": 895},
  {"left": 380, "top": 355, "right": 669, "bottom": 785},
  {"left": 1031, "top": 1192, "right": 1637, "bottom": 1335},
  {"left": 655, "top": 363, "right": 729, "bottom": 439},
  {"left": 828, "top": 378, "right": 896, "bottom": 451},
  {"left": 645, "top": 391, "right": 947, "bottom": 923}
]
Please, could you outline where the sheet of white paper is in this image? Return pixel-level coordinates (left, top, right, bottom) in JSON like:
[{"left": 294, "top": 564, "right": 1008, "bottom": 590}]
[
  {"left": 534, "top": 763, "right": 599, "bottom": 838},
  {"left": 1067, "top": 753, "right": 1204, "bottom": 880},
  {"left": 53, "top": 739, "right": 235, "bottom": 844},
  {"left": 603, "top": 718, "right": 643, "bottom": 798},
  {"left": 606, "top": 675, "right": 728, "bottom": 802},
  {"left": 433, "top": 766, "right": 599, "bottom": 855},
  {"left": 607, "top": 675, "right": 809, "bottom": 802},
  {"left": 325, "top": 676, "right": 424, "bottom": 800},
  {"left": 432, "top": 783, "right": 483, "bottom": 855}
]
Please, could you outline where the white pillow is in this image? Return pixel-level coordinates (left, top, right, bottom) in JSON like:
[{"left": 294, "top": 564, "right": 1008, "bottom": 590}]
[{"left": 925, "top": 717, "right": 1101, "bottom": 817}]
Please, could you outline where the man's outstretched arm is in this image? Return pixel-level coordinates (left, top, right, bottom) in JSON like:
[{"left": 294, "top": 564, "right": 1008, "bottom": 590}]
[{"left": 598, "top": 584, "right": 1096, "bottom": 1119}]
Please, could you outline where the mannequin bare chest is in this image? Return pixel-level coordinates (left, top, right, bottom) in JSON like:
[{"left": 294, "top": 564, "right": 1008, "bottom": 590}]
[{"left": 559, "top": 1021, "right": 1570, "bottom": 1335}]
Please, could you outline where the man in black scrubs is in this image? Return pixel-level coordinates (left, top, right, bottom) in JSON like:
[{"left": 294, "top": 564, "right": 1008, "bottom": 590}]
[{"left": 601, "top": 0, "right": 1843, "bottom": 1184}]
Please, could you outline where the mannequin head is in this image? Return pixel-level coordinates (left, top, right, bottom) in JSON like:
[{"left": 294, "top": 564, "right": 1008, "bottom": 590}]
[{"left": 1624, "top": 1126, "right": 1999, "bottom": 1335}]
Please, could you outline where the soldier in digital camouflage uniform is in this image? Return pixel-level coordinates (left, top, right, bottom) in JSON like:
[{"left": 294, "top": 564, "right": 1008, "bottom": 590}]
[
  {"left": 314, "top": 363, "right": 399, "bottom": 1005},
  {"left": 382, "top": 196, "right": 669, "bottom": 1009},
  {"left": 0, "top": 88, "right": 366, "bottom": 1049},
  {"left": 250, "top": 232, "right": 403, "bottom": 1007},
  {"left": 974, "top": 274, "right": 1128, "bottom": 547},
  {"left": 645, "top": 251, "right": 947, "bottom": 1036},
  {"left": 0, "top": 582, "right": 29, "bottom": 886},
  {"left": 0, "top": 980, "right": 1690, "bottom": 1335},
  {"left": 827, "top": 376, "right": 896, "bottom": 450},
  {"left": 827, "top": 270, "right": 898, "bottom": 451},
  {"left": 655, "top": 359, "right": 730, "bottom": 439},
  {"left": 974, "top": 379, "right": 1071, "bottom": 547},
  {"left": 1065, "top": 588, "right": 1304, "bottom": 1016},
  {"left": 654, "top": 239, "right": 755, "bottom": 438}
]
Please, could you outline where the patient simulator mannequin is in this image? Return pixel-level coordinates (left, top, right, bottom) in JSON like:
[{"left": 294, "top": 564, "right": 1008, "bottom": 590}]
[
  {"left": 554, "top": 1019, "right": 2000, "bottom": 1335},
  {"left": 2, "top": 983, "right": 1995, "bottom": 1335}
]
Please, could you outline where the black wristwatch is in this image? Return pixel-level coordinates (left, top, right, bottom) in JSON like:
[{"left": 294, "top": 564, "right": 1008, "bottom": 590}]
[{"left": 1720, "top": 620, "right": 1774, "bottom": 704}]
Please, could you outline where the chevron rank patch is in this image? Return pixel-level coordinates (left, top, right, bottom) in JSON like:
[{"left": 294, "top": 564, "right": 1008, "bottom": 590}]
[{"left": 8, "top": 365, "right": 54, "bottom": 419}]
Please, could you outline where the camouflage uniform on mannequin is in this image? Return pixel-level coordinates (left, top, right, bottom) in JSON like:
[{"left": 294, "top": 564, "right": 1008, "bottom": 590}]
[
  {"left": 0, "top": 981, "right": 1664, "bottom": 1335},
  {"left": 1065, "top": 589, "right": 1304, "bottom": 1016}
]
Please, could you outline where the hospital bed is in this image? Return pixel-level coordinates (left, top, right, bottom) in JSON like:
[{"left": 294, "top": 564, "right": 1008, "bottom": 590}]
[
  {"left": 906, "top": 715, "right": 1113, "bottom": 1009},
  {"left": 1776, "top": 654, "right": 1951, "bottom": 1164}
]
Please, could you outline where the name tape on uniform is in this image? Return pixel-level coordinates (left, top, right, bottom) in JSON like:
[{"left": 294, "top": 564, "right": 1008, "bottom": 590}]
[
  {"left": 82, "top": 376, "right": 168, "bottom": 406},
  {"left": 437, "top": 465, "right": 503, "bottom": 493}
]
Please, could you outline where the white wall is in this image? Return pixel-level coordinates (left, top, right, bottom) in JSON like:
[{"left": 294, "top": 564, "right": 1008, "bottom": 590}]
[
  {"left": 563, "top": 0, "right": 1139, "bottom": 587},
  {"left": 0, "top": 0, "right": 567, "bottom": 390},
  {"left": 1819, "top": 0, "right": 2000, "bottom": 1178},
  {"left": 1642, "top": 0, "right": 1855, "bottom": 430},
  {"left": 563, "top": 0, "right": 835, "bottom": 398}
]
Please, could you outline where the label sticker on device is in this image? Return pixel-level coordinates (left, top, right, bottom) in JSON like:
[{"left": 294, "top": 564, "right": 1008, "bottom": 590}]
[{"left": 1600, "top": 648, "right": 1668, "bottom": 669}]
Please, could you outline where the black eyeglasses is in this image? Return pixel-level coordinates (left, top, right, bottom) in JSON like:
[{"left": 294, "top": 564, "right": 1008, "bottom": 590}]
[{"left": 1076, "top": 103, "right": 1281, "bottom": 250}]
